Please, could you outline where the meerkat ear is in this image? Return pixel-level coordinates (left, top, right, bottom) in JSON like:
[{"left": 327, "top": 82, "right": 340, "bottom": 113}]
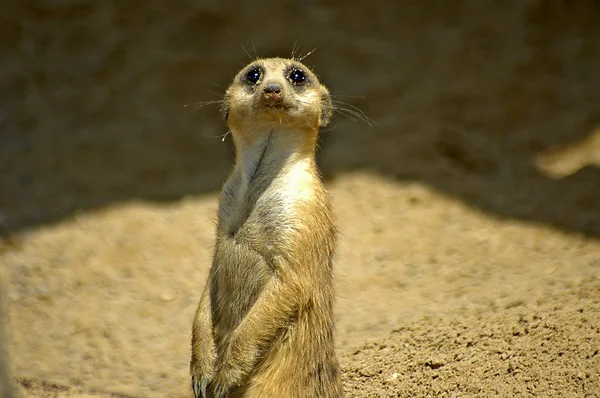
[{"left": 319, "top": 91, "right": 333, "bottom": 127}]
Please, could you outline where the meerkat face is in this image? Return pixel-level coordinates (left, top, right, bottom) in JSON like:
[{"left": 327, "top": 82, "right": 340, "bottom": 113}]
[{"left": 223, "top": 58, "right": 332, "bottom": 134}]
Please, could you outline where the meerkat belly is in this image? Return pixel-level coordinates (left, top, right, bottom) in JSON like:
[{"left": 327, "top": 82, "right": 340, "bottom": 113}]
[
  {"left": 211, "top": 235, "right": 271, "bottom": 333},
  {"left": 213, "top": 190, "right": 298, "bottom": 331}
]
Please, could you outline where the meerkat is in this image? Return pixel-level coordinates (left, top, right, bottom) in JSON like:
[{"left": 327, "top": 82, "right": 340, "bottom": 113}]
[{"left": 190, "top": 57, "right": 342, "bottom": 398}]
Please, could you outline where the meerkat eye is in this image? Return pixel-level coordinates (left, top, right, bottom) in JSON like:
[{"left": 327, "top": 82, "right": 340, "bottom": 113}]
[
  {"left": 288, "top": 68, "right": 306, "bottom": 86},
  {"left": 245, "top": 67, "right": 262, "bottom": 84}
]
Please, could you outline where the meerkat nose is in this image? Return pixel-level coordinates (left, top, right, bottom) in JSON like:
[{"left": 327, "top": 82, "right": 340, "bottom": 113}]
[
  {"left": 264, "top": 82, "right": 282, "bottom": 94},
  {"left": 261, "top": 82, "right": 284, "bottom": 105}
]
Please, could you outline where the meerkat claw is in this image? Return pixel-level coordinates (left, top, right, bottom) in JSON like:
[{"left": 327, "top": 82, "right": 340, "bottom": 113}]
[
  {"left": 213, "top": 384, "right": 227, "bottom": 398},
  {"left": 191, "top": 376, "right": 209, "bottom": 398}
]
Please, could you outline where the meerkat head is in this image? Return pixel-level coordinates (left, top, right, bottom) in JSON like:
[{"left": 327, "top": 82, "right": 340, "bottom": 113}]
[{"left": 222, "top": 58, "right": 332, "bottom": 136}]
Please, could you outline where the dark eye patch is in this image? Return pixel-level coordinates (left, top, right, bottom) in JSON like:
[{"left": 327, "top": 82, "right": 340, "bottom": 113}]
[
  {"left": 288, "top": 68, "right": 307, "bottom": 86},
  {"left": 245, "top": 66, "right": 263, "bottom": 84}
]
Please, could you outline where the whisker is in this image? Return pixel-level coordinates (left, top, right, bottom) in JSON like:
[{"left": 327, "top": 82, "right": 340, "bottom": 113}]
[
  {"left": 201, "top": 79, "right": 224, "bottom": 89},
  {"left": 178, "top": 99, "right": 226, "bottom": 121},
  {"left": 333, "top": 108, "right": 360, "bottom": 123},
  {"left": 320, "top": 123, "right": 339, "bottom": 133},
  {"left": 240, "top": 43, "right": 253, "bottom": 61},
  {"left": 293, "top": 97, "right": 375, "bottom": 126},
  {"left": 250, "top": 40, "right": 259, "bottom": 60},
  {"left": 183, "top": 100, "right": 225, "bottom": 109},
  {"left": 202, "top": 88, "right": 226, "bottom": 100},
  {"left": 201, "top": 130, "right": 231, "bottom": 141},
  {"left": 332, "top": 106, "right": 374, "bottom": 126},
  {"left": 331, "top": 94, "right": 367, "bottom": 99},
  {"left": 299, "top": 46, "right": 320, "bottom": 61},
  {"left": 227, "top": 29, "right": 254, "bottom": 61},
  {"left": 331, "top": 100, "right": 367, "bottom": 114},
  {"left": 331, "top": 100, "right": 377, "bottom": 126},
  {"left": 337, "top": 108, "right": 375, "bottom": 126}
]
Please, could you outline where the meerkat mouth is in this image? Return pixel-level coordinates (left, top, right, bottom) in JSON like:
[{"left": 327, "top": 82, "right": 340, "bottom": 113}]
[
  {"left": 257, "top": 95, "right": 291, "bottom": 110},
  {"left": 255, "top": 101, "right": 294, "bottom": 115},
  {"left": 261, "top": 102, "right": 290, "bottom": 110}
]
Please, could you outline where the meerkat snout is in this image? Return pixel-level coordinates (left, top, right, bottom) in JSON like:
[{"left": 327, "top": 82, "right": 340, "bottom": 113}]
[
  {"left": 261, "top": 82, "right": 283, "bottom": 104},
  {"left": 263, "top": 82, "right": 282, "bottom": 94}
]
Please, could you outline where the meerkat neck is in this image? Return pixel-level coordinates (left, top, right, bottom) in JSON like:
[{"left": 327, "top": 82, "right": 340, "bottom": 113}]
[{"left": 232, "top": 128, "right": 318, "bottom": 183}]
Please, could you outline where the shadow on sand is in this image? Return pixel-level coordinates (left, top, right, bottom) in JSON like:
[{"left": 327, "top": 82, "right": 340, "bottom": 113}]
[{"left": 1, "top": 1, "right": 599, "bottom": 239}]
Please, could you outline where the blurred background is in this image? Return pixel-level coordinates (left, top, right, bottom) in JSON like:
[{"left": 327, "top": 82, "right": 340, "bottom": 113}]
[{"left": 1, "top": 1, "right": 599, "bottom": 397}]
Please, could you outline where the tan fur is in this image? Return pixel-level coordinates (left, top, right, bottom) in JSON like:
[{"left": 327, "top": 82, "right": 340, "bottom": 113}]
[
  {"left": 190, "top": 58, "right": 342, "bottom": 398},
  {"left": 0, "top": 283, "right": 15, "bottom": 398}
]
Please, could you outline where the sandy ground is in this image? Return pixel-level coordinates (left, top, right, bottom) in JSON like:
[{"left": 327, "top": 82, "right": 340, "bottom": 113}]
[{"left": 1, "top": 1, "right": 600, "bottom": 397}]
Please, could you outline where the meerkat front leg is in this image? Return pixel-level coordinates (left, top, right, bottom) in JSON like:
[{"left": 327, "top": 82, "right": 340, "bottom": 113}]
[
  {"left": 191, "top": 282, "right": 216, "bottom": 398},
  {"left": 212, "top": 272, "right": 303, "bottom": 396}
]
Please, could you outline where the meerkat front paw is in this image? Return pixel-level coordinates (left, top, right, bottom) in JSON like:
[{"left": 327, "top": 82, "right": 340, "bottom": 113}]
[
  {"left": 211, "top": 336, "right": 257, "bottom": 396},
  {"left": 211, "top": 362, "right": 242, "bottom": 398},
  {"left": 190, "top": 355, "right": 215, "bottom": 398},
  {"left": 211, "top": 351, "right": 246, "bottom": 396},
  {"left": 212, "top": 382, "right": 229, "bottom": 398},
  {"left": 191, "top": 374, "right": 210, "bottom": 398},
  {"left": 190, "top": 335, "right": 216, "bottom": 397}
]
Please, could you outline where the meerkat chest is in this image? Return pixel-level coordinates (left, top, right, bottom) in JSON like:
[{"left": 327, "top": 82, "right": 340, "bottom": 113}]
[
  {"left": 219, "top": 158, "right": 317, "bottom": 243},
  {"left": 211, "top": 163, "right": 318, "bottom": 326}
]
